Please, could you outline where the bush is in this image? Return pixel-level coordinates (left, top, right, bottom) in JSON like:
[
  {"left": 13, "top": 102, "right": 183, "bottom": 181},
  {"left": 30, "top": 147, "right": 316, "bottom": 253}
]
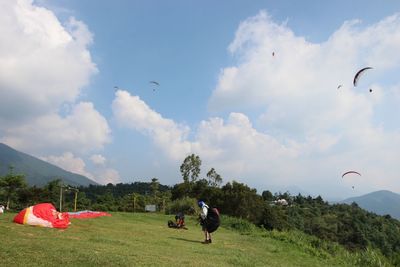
[
  {"left": 350, "top": 248, "right": 391, "bottom": 267},
  {"left": 259, "top": 205, "right": 289, "bottom": 231},
  {"left": 221, "top": 215, "right": 258, "bottom": 235},
  {"left": 166, "top": 197, "right": 197, "bottom": 215}
]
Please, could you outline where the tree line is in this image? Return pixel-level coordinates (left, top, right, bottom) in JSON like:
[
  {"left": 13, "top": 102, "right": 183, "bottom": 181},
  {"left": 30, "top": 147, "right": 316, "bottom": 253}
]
[{"left": 1, "top": 154, "right": 400, "bottom": 264}]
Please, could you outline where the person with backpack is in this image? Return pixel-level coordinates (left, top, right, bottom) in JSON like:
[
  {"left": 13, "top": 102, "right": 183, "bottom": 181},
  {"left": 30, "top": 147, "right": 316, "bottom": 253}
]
[{"left": 198, "top": 200, "right": 220, "bottom": 244}]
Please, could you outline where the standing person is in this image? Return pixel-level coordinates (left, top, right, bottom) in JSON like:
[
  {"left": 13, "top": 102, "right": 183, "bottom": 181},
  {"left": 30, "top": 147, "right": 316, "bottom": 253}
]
[{"left": 198, "top": 200, "right": 220, "bottom": 244}]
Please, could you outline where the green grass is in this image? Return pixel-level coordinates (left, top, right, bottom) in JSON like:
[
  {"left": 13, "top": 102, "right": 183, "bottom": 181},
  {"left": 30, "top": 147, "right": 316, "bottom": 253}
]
[{"left": 0, "top": 212, "right": 390, "bottom": 266}]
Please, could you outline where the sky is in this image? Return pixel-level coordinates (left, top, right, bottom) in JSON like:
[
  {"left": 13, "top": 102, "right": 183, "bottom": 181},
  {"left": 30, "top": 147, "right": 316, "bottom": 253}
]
[{"left": 1, "top": 0, "right": 400, "bottom": 200}]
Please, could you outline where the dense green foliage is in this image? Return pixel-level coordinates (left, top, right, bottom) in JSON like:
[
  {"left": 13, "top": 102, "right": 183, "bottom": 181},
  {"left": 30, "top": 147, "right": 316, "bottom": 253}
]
[{"left": 261, "top": 194, "right": 400, "bottom": 264}]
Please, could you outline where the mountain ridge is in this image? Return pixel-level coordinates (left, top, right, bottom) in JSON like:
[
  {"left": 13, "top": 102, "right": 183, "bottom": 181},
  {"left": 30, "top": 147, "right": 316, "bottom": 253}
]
[
  {"left": 0, "top": 143, "right": 97, "bottom": 186},
  {"left": 341, "top": 190, "right": 400, "bottom": 219}
]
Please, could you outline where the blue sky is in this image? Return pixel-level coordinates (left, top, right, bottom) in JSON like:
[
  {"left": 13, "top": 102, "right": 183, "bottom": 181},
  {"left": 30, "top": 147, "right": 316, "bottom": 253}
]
[{"left": 1, "top": 0, "right": 400, "bottom": 200}]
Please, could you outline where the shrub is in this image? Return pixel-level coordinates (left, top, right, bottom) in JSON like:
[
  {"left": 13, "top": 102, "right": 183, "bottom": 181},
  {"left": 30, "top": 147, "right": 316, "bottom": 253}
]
[
  {"left": 166, "top": 197, "right": 197, "bottom": 215},
  {"left": 221, "top": 215, "right": 258, "bottom": 234},
  {"left": 350, "top": 248, "right": 391, "bottom": 267}
]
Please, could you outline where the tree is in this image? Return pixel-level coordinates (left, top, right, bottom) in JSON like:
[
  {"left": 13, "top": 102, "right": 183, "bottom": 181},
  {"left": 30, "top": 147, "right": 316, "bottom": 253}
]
[
  {"left": 220, "top": 181, "right": 264, "bottom": 222},
  {"left": 190, "top": 178, "right": 209, "bottom": 199},
  {"left": 0, "top": 166, "right": 27, "bottom": 210},
  {"left": 150, "top": 178, "right": 159, "bottom": 198},
  {"left": 259, "top": 205, "right": 288, "bottom": 231},
  {"left": 180, "top": 154, "right": 202, "bottom": 196},
  {"left": 42, "top": 179, "right": 63, "bottom": 206},
  {"left": 262, "top": 190, "right": 274, "bottom": 201},
  {"left": 206, "top": 168, "right": 222, "bottom": 188},
  {"left": 180, "top": 154, "right": 202, "bottom": 184},
  {"left": 171, "top": 183, "right": 188, "bottom": 200}
]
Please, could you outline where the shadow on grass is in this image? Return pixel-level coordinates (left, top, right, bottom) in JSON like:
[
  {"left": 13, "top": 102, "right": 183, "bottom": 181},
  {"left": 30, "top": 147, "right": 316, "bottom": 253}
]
[{"left": 169, "top": 237, "right": 202, "bottom": 244}]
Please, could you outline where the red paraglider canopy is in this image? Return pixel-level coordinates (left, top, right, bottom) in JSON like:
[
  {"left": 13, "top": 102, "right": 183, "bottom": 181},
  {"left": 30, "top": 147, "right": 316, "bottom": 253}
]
[
  {"left": 14, "top": 203, "right": 70, "bottom": 229},
  {"left": 67, "top": 210, "right": 111, "bottom": 219}
]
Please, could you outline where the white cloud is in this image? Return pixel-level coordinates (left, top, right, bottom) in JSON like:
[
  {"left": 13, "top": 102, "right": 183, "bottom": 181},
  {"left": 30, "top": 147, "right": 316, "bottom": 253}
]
[
  {"left": 90, "top": 154, "right": 106, "bottom": 165},
  {"left": 42, "top": 152, "right": 94, "bottom": 180},
  {"left": 1, "top": 102, "right": 111, "bottom": 154},
  {"left": 192, "top": 113, "right": 302, "bottom": 185},
  {"left": 0, "top": 0, "right": 97, "bottom": 123},
  {"left": 43, "top": 152, "right": 121, "bottom": 185},
  {"left": 0, "top": 0, "right": 107, "bottom": 157},
  {"left": 112, "top": 90, "right": 191, "bottom": 161},
  {"left": 95, "top": 168, "right": 121, "bottom": 185}
]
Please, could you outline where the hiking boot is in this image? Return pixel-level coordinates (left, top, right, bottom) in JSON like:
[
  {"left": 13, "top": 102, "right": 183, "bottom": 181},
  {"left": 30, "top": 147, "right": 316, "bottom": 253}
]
[{"left": 202, "top": 239, "right": 210, "bottom": 244}]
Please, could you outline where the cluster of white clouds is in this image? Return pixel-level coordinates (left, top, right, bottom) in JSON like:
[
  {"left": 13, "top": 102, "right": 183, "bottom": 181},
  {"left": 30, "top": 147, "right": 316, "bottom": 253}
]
[
  {"left": 0, "top": 0, "right": 119, "bottom": 184},
  {"left": 42, "top": 152, "right": 93, "bottom": 180},
  {"left": 112, "top": 90, "right": 192, "bottom": 161},
  {"left": 43, "top": 152, "right": 120, "bottom": 185},
  {"left": 1, "top": 102, "right": 110, "bottom": 154},
  {"left": 112, "top": 11, "right": 400, "bottom": 198},
  {"left": 90, "top": 154, "right": 106, "bottom": 165}
]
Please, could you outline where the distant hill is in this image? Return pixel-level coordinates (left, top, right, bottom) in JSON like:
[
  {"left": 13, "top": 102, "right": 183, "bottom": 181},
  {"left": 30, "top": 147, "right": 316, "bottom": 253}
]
[
  {"left": 0, "top": 143, "right": 97, "bottom": 187},
  {"left": 341, "top": 190, "right": 400, "bottom": 219}
]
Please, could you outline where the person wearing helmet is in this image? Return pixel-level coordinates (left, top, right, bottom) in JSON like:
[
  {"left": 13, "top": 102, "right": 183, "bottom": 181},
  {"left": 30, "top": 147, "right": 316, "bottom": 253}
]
[
  {"left": 198, "top": 200, "right": 212, "bottom": 244},
  {"left": 198, "top": 200, "right": 220, "bottom": 244}
]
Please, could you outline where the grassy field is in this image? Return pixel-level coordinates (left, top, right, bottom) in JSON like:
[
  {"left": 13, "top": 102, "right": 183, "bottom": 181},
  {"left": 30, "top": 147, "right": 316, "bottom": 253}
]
[{"left": 0, "top": 212, "right": 389, "bottom": 266}]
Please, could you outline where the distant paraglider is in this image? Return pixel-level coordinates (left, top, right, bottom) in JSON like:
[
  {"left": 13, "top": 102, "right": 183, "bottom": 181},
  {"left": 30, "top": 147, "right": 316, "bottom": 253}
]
[
  {"left": 342, "top": 171, "right": 361, "bottom": 190},
  {"left": 149, "top": 81, "right": 160, "bottom": 91},
  {"left": 342, "top": 171, "right": 361, "bottom": 178},
  {"left": 353, "top": 67, "right": 373, "bottom": 87}
]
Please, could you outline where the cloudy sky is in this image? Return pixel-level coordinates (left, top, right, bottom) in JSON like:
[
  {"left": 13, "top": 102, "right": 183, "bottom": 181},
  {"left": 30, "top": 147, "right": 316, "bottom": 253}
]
[{"left": 1, "top": 0, "right": 400, "bottom": 200}]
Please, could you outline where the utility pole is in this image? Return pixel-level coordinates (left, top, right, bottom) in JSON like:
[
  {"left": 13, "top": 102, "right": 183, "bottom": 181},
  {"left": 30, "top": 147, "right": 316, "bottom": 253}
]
[
  {"left": 133, "top": 194, "right": 136, "bottom": 213},
  {"left": 59, "top": 185, "right": 63, "bottom": 212},
  {"left": 74, "top": 190, "right": 78, "bottom": 212},
  {"left": 60, "top": 184, "right": 79, "bottom": 212},
  {"left": 66, "top": 186, "right": 79, "bottom": 212}
]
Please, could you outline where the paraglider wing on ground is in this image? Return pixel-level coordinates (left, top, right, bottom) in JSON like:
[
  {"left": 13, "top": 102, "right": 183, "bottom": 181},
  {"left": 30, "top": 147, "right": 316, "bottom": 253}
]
[
  {"left": 67, "top": 210, "right": 111, "bottom": 219},
  {"left": 13, "top": 203, "right": 70, "bottom": 229}
]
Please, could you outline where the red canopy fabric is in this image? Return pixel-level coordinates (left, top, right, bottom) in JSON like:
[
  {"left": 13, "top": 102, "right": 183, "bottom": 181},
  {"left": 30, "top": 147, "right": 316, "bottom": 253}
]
[
  {"left": 14, "top": 203, "right": 70, "bottom": 229},
  {"left": 68, "top": 210, "right": 111, "bottom": 219}
]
